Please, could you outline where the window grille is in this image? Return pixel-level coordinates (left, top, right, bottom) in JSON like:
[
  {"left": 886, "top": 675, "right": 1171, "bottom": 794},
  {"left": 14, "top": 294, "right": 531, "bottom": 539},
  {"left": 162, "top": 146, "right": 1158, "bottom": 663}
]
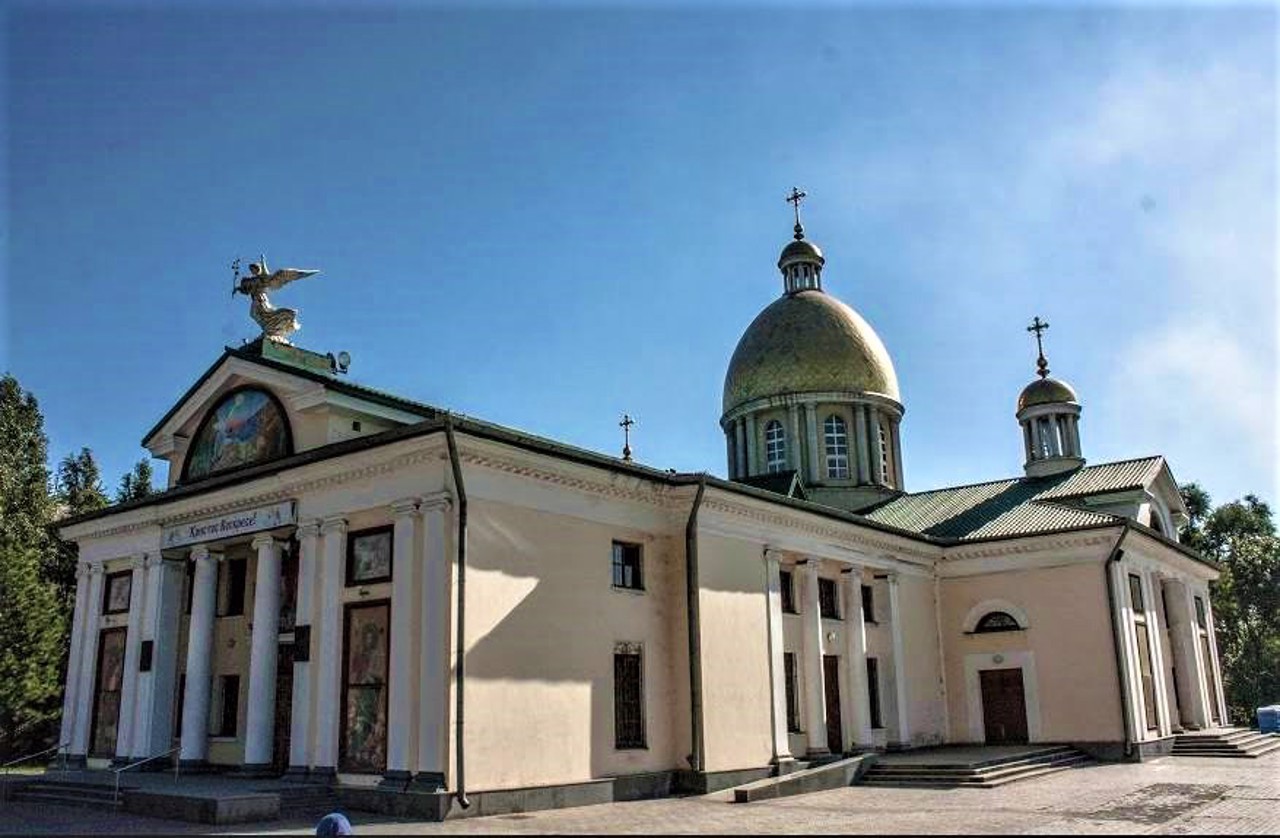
[
  {"left": 614, "top": 646, "right": 645, "bottom": 748},
  {"left": 818, "top": 578, "right": 840, "bottom": 619},
  {"left": 824, "top": 415, "right": 850, "bottom": 479},
  {"left": 612, "top": 541, "right": 643, "bottom": 591},
  {"left": 765, "top": 420, "right": 787, "bottom": 473},
  {"left": 974, "top": 611, "right": 1021, "bottom": 633}
]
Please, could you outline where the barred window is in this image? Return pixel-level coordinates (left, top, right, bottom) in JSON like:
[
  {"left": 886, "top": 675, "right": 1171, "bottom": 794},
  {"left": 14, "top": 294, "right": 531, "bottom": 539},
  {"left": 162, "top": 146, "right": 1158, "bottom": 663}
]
[
  {"left": 765, "top": 421, "right": 787, "bottom": 473},
  {"left": 779, "top": 570, "right": 796, "bottom": 614},
  {"left": 612, "top": 541, "right": 643, "bottom": 591},
  {"left": 819, "top": 578, "right": 840, "bottom": 619},
  {"left": 824, "top": 415, "right": 850, "bottom": 479},
  {"left": 783, "top": 652, "right": 801, "bottom": 732},
  {"left": 614, "top": 646, "right": 645, "bottom": 749},
  {"left": 974, "top": 611, "right": 1020, "bottom": 633}
]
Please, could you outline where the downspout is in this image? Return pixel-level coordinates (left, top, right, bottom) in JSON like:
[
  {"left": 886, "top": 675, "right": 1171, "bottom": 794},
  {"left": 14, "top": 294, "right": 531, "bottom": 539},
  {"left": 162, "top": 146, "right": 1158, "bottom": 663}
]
[
  {"left": 1104, "top": 525, "right": 1134, "bottom": 759},
  {"left": 684, "top": 476, "right": 708, "bottom": 775},
  {"left": 444, "top": 417, "right": 471, "bottom": 808}
]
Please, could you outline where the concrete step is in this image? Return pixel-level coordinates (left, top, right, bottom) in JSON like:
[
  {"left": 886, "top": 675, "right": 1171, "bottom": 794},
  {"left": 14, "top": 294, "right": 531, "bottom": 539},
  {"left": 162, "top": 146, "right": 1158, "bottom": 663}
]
[
  {"left": 15, "top": 780, "right": 122, "bottom": 799},
  {"left": 11, "top": 789, "right": 123, "bottom": 809},
  {"left": 868, "top": 753, "right": 1090, "bottom": 783},
  {"left": 861, "top": 759, "right": 1087, "bottom": 790},
  {"left": 860, "top": 747, "right": 1091, "bottom": 790},
  {"left": 867, "top": 748, "right": 1079, "bottom": 777},
  {"left": 869, "top": 746, "right": 1075, "bottom": 772},
  {"left": 1172, "top": 730, "right": 1280, "bottom": 758}
]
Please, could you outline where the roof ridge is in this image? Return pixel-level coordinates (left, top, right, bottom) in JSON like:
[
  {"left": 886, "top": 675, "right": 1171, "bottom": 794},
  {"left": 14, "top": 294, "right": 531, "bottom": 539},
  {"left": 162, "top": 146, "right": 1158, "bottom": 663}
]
[{"left": 1028, "top": 497, "right": 1124, "bottom": 521}]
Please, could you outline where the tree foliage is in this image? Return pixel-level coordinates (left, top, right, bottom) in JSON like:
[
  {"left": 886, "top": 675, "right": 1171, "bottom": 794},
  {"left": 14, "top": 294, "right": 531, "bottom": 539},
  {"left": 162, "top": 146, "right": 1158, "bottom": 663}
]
[
  {"left": 48, "top": 448, "right": 109, "bottom": 601},
  {"left": 0, "top": 374, "right": 64, "bottom": 759},
  {"left": 1181, "top": 483, "right": 1280, "bottom": 725},
  {"left": 117, "top": 458, "right": 155, "bottom": 503}
]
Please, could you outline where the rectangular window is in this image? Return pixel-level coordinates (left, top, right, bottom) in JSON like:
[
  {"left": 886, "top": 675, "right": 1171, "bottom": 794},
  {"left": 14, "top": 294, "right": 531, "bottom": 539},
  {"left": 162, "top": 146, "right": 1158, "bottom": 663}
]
[
  {"left": 867, "top": 658, "right": 883, "bottom": 729},
  {"left": 347, "top": 527, "right": 394, "bottom": 586},
  {"left": 614, "top": 647, "right": 645, "bottom": 749},
  {"left": 103, "top": 571, "right": 132, "bottom": 614},
  {"left": 819, "top": 577, "right": 840, "bottom": 619},
  {"left": 611, "top": 541, "right": 644, "bottom": 591},
  {"left": 779, "top": 570, "right": 796, "bottom": 614},
  {"left": 783, "top": 652, "right": 801, "bottom": 732},
  {"left": 861, "top": 584, "right": 875, "bottom": 623},
  {"left": 1194, "top": 596, "right": 1207, "bottom": 630},
  {"left": 1128, "top": 573, "right": 1145, "bottom": 613},
  {"left": 221, "top": 558, "right": 247, "bottom": 617},
  {"left": 216, "top": 674, "right": 240, "bottom": 737}
]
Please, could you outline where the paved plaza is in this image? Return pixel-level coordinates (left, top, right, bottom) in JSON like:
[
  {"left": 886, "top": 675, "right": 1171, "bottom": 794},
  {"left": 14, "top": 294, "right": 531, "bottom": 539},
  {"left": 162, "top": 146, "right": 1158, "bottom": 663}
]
[{"left": 1, "top": 754, "right": 1276, "bottom": 835}]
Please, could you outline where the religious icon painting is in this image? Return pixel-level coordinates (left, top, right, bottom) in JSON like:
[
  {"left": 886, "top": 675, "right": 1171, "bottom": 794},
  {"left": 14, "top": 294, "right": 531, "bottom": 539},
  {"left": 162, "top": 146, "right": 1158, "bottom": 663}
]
[
  {"left": 341, "top": 603, "right": 389, "bottom": 773},
  {"left": 104, "top": 571, "right": 132, "bottom": 613},
  {"left": 183, "top": 387, "right": 291, "bottom": 482},
  {"left": 347, "top": 528, "right": 393, "bottom": 585}
]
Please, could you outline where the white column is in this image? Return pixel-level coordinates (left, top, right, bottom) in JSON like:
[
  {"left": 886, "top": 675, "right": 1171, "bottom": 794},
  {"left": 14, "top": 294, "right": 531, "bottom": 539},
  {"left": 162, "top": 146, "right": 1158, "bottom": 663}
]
[
  {"left": 804, "top": 403, "right": 821, "bottom": 484},
  {"left": 854, "top": 406, "right": 871, "bottom": 484},
  {"left": 134, "top": 554, "right": 182, "bottom": 758},
  {"left": 114, "top": 555, "right": 147, "bottom": 761},
  {"left": 179, "top": 548, "right": 219, "bottom": 765},
  {"left": 798, "top": 560, "right": 828, "bottom": 755},
  {"left": 891, "top": 423, "right": 905, "bottom": 489},
  {"left": 842, "top": 567, "right": 873, "bottom": 749},
  {"left": 734, "top": 419, "right": 747, "bottom": 479},
  {"left": 289, "top": 520, "right": 320, "bottom": 774},
  {"left": 243, "top": 535, "right": 283, "bottom": 769},
  {"left": 744, "top": 413, "right": 758, "bottom": 475},
  {"left": 886, "top": 572, "right": 910, "bottom": 747},
  {"left": 415, "top": 495, "right": 453, "bottom": 788},
  {"left": 1164, "top": 580, "right": 1206, "bottom": 728},
  {"left": 1143, "top": 571, "right": 1172, "bottom": 737},
  {"left": 313, "top": 517, "right": 347, "bottom": 774},
  {"left": 763, "top": 550, "right": 792, "bottom": 764},
  {"left": 869, "top": 408, "right": 886, "bottom": 485},
  {"left": 59, "top": 564, "right": 90, "bottom": 757},
  {"left": 71, "top": 564, "right": 104, "bottom": 757},
  {"left": 383, "top": 499, "right": 421, "bottom": 784},
  {"left": 1203, "top": 594, "right": 1228, "bottom": 726},
  {"left": 128, "top": 555, "right": 157, "bottom": 759},
  {"left": 1109, "top": 560, "right": 1143, "bottom": 740},
  {"left": 788, "top": 404, "right": 803, "bottom": 474},
  {"left": 725, "top": 430, "right": 737, "bottom": 479}
]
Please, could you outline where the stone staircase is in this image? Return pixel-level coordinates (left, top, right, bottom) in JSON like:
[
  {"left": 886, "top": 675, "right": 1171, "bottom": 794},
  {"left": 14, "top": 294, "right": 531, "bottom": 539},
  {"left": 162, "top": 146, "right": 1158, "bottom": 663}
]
[
  {"left": 1172, "top": 727, "right": 1280, "bottom": 759},
  {"left": 276, "top": 783, "right": 342, "bottom": 820},
  {"left": 8, "top": 778, "right": 124, "bottom": 810},
  {"left": 859, "top": 745, "right": 1091, "bottom": 789}
]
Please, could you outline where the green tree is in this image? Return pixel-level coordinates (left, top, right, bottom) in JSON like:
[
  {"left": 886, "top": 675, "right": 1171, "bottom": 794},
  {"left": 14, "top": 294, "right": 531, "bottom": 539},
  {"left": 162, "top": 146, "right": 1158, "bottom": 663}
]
[
  {"left": 0, "top": 374, "right": 64, "bottom": 759},
  {"left": 116, "top": 458, "right": 155, "bottom": 503},
  {"left": 1181, "top": 483, "right": 1280, "bottom": 725},
  {"left": 49, "top": 448, "right": 109, "bottom": 600}
]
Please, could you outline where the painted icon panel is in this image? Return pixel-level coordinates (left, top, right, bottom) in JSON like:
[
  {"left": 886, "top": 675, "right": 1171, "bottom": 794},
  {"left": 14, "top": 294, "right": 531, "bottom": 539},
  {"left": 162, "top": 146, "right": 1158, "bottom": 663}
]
[
  {"left": 184, "top": 388, "right": 291, "bottom": 481},
  {"left": 341, "top": 603, "right": 389, "bottom": 773}
]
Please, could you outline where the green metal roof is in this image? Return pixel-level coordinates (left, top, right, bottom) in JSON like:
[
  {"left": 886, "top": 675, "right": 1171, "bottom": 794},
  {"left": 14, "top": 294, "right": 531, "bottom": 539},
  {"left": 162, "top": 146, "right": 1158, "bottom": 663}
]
[{"left": 862, "top": 457, "right": 1165, "bottom": 540}]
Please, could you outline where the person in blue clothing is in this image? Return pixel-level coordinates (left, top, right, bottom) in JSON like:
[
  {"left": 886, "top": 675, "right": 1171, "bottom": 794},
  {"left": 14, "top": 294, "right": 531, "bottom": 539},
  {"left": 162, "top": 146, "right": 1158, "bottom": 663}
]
[{"left": 315, "top": 812, "right": 353, "bottom": 836}]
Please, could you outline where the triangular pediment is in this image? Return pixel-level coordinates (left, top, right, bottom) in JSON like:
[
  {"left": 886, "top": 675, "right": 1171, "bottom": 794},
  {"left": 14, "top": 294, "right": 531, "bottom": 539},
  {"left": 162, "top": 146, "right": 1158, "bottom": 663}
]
[{"left": 143, "top": 343, "right": 439, "bottom": 488}]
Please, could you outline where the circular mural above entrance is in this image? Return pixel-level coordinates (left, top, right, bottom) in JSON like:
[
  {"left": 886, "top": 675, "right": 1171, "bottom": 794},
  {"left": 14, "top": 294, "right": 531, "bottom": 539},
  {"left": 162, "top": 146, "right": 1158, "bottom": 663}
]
[{"left": 182, "top": 387, "right": 293, "bottom": 482}]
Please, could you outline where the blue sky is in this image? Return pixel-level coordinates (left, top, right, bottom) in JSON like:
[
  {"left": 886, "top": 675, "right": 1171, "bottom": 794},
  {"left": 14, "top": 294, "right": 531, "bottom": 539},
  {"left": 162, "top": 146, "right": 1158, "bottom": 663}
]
[{"left": 3, "top": 2, "right": 1275, "bottom": 509}]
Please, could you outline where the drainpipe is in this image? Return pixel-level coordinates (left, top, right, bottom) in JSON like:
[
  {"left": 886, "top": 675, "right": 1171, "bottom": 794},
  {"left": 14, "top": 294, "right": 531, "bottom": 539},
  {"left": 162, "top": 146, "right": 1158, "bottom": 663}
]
[
  {"left": 444, "top": 417, "right": 471, "bottom": 808},
  {"left": 1104, "top": 525, "right": 1134, "bottom": 759},
  {"left": 684, "top": 476, "right": 708, "bottom": 775}
]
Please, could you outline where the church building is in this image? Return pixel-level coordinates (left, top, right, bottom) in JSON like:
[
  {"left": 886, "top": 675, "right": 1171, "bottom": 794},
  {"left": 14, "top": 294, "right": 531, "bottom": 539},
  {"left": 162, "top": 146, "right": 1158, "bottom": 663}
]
[{"left": 56, "top": 199, "right": 1227, "bottom": 816}]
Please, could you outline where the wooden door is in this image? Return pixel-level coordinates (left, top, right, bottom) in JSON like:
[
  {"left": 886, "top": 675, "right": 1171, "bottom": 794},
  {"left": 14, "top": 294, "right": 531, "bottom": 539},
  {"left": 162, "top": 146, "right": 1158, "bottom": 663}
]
[
  {"left": 90, "top": 628, "right": 128, "bottom": 757},
  {"left": 823, "top": 655, "right": 843, "bottom": 755},
  {"left": 979, "top": 668, "right": 1028, "bottom": 745},
  {"left": 272, "top": 642, "right": 295, "bottom": 771},
  {"left": 340, "top": 601, "right": 390, "bottom": 773}
]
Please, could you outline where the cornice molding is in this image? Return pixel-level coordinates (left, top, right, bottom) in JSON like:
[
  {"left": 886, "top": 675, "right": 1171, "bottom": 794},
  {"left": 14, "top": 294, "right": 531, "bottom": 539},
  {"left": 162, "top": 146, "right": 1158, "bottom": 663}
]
[
  {"left": 458, "top": 448, "right": 685, "bottom": 512},
  {"left": 942, "top": 530, "right": 1116, "bottom": 562}
]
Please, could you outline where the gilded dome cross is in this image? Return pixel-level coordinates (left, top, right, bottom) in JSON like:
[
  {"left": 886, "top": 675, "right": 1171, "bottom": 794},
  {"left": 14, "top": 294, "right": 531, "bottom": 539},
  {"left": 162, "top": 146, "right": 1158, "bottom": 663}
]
[
  {"left": 619, "top": 414, "right": 635, "bottom": 462},
  {"left": 785, "top": 187, "right": 807, "bottom": 240},
  {"left": 1026, "top": 316, "right": 1051, "bottom": 378}
]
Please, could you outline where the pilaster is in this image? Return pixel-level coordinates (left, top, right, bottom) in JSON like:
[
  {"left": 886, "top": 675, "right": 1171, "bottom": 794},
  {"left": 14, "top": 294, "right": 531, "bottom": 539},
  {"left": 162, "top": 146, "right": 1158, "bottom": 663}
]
[
  {"left": 71, "top": 563, "right": 104, "bottom": 757},
  {"left": 59, "top": 564, "right": 90, "bottom": 757},
  {"left": 313, "top": 516, "right": 347, "bottom": 775},
  {"left": 762, "top": 549, "right": 793, "bottom": 766},
  {"left": 414, "top": 493, "right": 453, "bottom": 789},
  {"left": 886, "top": 572, "right": 910, "bottom": 747},
  {"left": 113, "top": 555, "right": 147, "bottom": 762},
  {"left": 288, "top": 520, "right": 320, "bottom": 776},
  {"left": 804, "top": 403, "right": 821, "bottom": 484},
  {"left": 841, "top": 567, "right": 873, "bottom": 749},
  {"left": 383, "top": 498, "right": 422, "bottom": 787}
]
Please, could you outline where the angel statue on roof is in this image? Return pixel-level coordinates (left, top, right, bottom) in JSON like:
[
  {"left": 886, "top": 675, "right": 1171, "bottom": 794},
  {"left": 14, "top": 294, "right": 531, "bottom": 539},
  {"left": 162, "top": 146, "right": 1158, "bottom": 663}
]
[{"left": 233, "top": 256, "right": 320, "bottom": 344}]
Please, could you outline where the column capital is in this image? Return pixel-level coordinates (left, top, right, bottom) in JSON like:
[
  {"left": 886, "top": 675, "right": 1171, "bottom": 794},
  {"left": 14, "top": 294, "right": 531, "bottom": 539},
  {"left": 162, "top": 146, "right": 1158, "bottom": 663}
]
[
  {"left": 295, "top": 519, "right": 321, "bottom": 540},
  {"left": 129, "top": 554, "right": 147, "bottom": 571},
  {"left": 190, "top": 546, "right": 222, "bottom": 564},
  {"left": 143, "top": 553, "right": 164, "bottom": 569},
  {"left": 320, "top": 516, "right": 348, "bottom": 536},
  {"left": 420, "top": 491, "right": 453, "bottom": 513},
  {"left": 87, "top": 562, "right": 104, "bottom": 577},
  {"left": 250, "top": 533, "right": 281, "bottom": 550},
  {"left": 840, "top": 565, "right": 864, "bottom": 577},
  {"left": 763, "top": 547, "right": 784, "bottom": 565},
  {"left": 77, "top": 562, "right": 92, "bottom": 580},
  {"left": 391, "top": 498, "right": 422, "bottom": 519}
]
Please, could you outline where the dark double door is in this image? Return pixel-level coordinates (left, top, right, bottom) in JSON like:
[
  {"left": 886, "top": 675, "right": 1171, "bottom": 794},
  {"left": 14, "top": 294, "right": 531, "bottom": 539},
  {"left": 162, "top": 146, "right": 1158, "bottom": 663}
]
[
  {"left": 823, "top": 655, "right": 844, "bottom": 755},
  {"left": 980, "top": 668, "right": 1029, "bottom": 744}
]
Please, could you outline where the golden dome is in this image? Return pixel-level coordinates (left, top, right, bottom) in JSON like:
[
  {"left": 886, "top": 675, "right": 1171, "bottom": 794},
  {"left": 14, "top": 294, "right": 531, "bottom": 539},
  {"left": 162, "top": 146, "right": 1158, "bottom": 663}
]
[
  {"left": 723, "top": 290, "right": 900, "bottom": 415},
  {"left": 1017, "top": 377, "right": 1078, "bottom": 412}
]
